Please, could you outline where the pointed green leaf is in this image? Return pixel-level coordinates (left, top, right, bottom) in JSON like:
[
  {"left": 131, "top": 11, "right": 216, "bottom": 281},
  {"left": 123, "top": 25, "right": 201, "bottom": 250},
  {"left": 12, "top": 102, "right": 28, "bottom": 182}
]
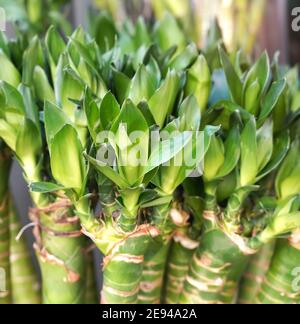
[
  {"left": 16, "top": 118, "right": 42, "bottom": 162},
  {"left": 216, "top": 126, "right": 241, "bottom": 178},
  {"left": 44, "top": 100, "right": 71, "bottom": 145},
  {"left": 144, "top": 131, "right": 193, "bottom": 175},
  {"left": 50, "top": 125, "right": 85, "bottom": 191},
  {"left": 256, "top": 119, "right": 273, "bottom": 173},
  {"left": 275, "top": 139, "right": 300, "bottom": 199},
  {"left": 0, "top": 50, "right": 20, "bottom": 87},
  {"left": 168, "top": 43, "right": 198, "bottom": 71},
  {"left": 148, "top": 70, "right": 180, "bottom": 127},
  {"left": 22, "top": 36, "right": 43, "bottom": 86},
  {"left": 33, "top": 66, "right": 55, "bottom": 102},
  {"left": 258, "top": 79, "right": 287, "bottom": 126},
  {"left": 112, "top": 68, "right": 131, "bottom": 103},
  {"left": 257, "top": 131, "right": 290, "bottom": 183},
  {"left": 153, "top": 12, "right": 186, "bottom": 52},
  {"left": 99, "top": 91, "right": 120, "bottom": 130},
  {"left": 185, "top": 54, "right": 211, "bottom": 112},
  {"left": 29, "top": 182, "right": 67, "bottom": 193},
  {"left": 240, "top": 117, "right": 258, "bottom": 186},
  {"left": 178, "top": 96, "right": 201, "bottom": 131},
  {"left": 219, "top": 46, "right": 243, "bottom": 104},
  {"left": 244, "top": 51, "right": 270, "bottom": 100},
  {"left": 128, "top": 65, "right": 156, "bottom": 105},
  {"left": 84, "top": 153, "right": 129, "bottom": 189}
]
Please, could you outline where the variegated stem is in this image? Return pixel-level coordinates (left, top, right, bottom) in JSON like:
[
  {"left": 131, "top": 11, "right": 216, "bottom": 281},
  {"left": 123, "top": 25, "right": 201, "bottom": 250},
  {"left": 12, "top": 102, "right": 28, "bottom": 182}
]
[
  {"left": 31, "top": 203, "right": 86, "bottom": 304},
  {"left": 84, "top": 244, "right": 98, "bottom": 304},
  {"left": 101, "top": 224, "right": 160, "bottom": 304},
  {"left": 9, "top": 200, "right": 41, "bottom": 304},
  {"left": 0, "top": 147, "right": 12, "bottom": 304},
  {"left": 138, "top": 201, "right": 173, "bottom": 304},
  {"left": 256, "top": 239, "right": 300, "bottom": 304},
  {"left": 238, "top": 242, "right": 275, "bottom": 304},
  {"left": 0, "top": 195, "right": 11, "bottom": 304},
  {"left": 164, "top": 228, "right": 199, "bottom": 304},
  {"left": 179, "top": 218, "right": 251, "bottom": 304}
]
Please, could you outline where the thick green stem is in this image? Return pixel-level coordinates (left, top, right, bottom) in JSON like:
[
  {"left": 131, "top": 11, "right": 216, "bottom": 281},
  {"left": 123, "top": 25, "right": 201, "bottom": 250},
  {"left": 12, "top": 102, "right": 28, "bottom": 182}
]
[
  {"left": 179, "top": 226, "right": 249, "bottom": 304},
  {"left": 138, "top": 201, "right": 173, "bottom": 304},
  {"left": 238, "top": 242, "right": 275, "bottom": 304},
  {"left": 101, "top": 223, "right": 159, "bottom": 304},
  {"left": 0, "top": 195, "right": 11, "bottom": 304},
  {"left": 164, "top": 229, "right": 199, "bottom": 304},
  {"left": 0, "top": 147, "right": 11, "bottom": 304},
  {"left": 9, "top": 200, "right": 41, "bottom": 304},
  {"left": 33, "top": 205, "right": 86, "bottom": 304},
  {"left": 255, "top": 239, "right": 300, "bottom": 304},
  {"left": 84, "top": 244, "right": 98, "bottom": 304}
]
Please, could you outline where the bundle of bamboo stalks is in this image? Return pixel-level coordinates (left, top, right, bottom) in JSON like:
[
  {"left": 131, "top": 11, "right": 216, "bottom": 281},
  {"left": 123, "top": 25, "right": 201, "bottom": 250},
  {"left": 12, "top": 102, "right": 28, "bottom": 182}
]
[{"left": 0, "top": 9, "right": 299, "bottom": 305}]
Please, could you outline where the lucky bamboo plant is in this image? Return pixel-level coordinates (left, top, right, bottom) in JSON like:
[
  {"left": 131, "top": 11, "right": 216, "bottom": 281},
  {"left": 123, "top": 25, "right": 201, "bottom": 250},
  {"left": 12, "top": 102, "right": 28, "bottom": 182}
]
[{"left": 1, "top": 9, "right": 299, "bottom": 305}]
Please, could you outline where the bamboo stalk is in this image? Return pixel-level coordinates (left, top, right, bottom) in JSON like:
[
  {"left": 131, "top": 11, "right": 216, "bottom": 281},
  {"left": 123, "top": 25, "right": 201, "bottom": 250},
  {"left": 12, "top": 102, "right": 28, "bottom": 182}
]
[{"left": 9, "top": 200, "right": 41, "bottom": 304}]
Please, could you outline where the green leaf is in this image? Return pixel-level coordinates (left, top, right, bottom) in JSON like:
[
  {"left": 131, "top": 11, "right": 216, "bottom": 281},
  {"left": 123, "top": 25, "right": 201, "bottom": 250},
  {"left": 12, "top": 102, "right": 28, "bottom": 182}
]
[
  {"left": 33, "top": 66, "right": 55, "bottom": 102},
  {"left": 55, "top": 60, "right": 85, "bottom": 118},
  {"left": 160, "top": 125, "right": 219, "bottom": 193},
  {"left": 261, "top": 212, "right": 300, "bottom": 242},
  {"left": 144, "top": 131, "right": 193, "bottom": 175},
  {"left": 219, "top": 46, "right": 243, "bottom": 104},
  {"left": 244, "top": 79, "right": 260, "bottom": 115},
  {"left": 45, "top": 26, "right": 66, "bottom": 65},
  {"left": 148, "top": 70, "right": 180, "bottom": 127},
  {"left": 275, "top": 139, "right": 300, "bottom": 199},
  {"left": 0, "top": 50, "right": 21, "bottom": 87},
  {"left": 0, "top": 81, "right": 25, "bottom": 114},
  {"left": 111, "top": 100, "right": 149, "bottom": 186},
  {"left": 68, "top": 38, "right": 99, "bottom": 77},
  {"left": 99, "top": 91, "right": 120, "bottom": 130},
  {"left": 29, "top": 182, "right": 67, "bottom": 193},
  {"left": 153, "top": 12, "right": 186, "bottom": 52},
  {"left": 168, "top": 43, "right": 198, "bottom": 71},
  {"left": 258, "top": 79, "right": 287, "bottom": 126},
  {"left": 16, "top": 118, "right": 42, "bottom": 162},
  {"left": 50, "top": 125, "right": 85, "bottom": 191},
  {"left": 240, "top": 117, "right": 258, "bottom": 186},
  {"left": 44, "top": 100, "right": 71, "bottom": 145},
  {"left": 178, "top": 96, "right": 201, "bottom": 131},
  {"left": 185, "top": 54, "right": 211, "bottom": 112},
  {"left": 84, "top": 153, "right": 129, "bottom": 189},
  {"left": 257, "top": 131, "right": 290, "bottom": 183},
  {"left": 243, "top": 51, "right": 270, "bottom": 100},
  {"left": 111, "top": 99, "right": 149, "bottom": 135},
  {"left": 19, "top": 85, "right": 40, "bottom": 128},
  {"left": 22, "top": 36, "right": 43, "bottom": 86},
  {"left": 112, "top": 68, "right": 131, "bottom": 103},
  {"left": 204, "top": 135, "right": 225, "bottom": 181},
  {"left": 256, "top": 119, "right": 273, "bottom": 173},
  {"left": 0, "top": 120, "right": 17, "bottom": 151},
  {"left": 128, "top": 65, "right": 156, "bottom": 105},
  {"left": 94, "top": 12, "right": 117, "bottom": 52},
  {"left": 216, "top": 126, "right": 241, "bottom": 178}
]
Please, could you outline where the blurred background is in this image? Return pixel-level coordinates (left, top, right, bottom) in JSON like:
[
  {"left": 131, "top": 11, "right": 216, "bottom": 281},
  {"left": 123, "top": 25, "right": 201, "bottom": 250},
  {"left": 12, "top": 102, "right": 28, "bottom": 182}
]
[{"left": 1, "top": 0, "right": 299, "bottom": 283}]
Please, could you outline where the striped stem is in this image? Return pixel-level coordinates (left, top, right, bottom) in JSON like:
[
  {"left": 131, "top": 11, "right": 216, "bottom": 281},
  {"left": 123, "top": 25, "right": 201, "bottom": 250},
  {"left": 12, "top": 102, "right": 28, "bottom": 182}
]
[
  {"left": 0, "top": 195, "right": 11, "bottom": 304},
  {"left": 138, "top": 201, "right": 173, "bottom": 304},
  {"left": 31, "top": 201, "right": 86, "bottom": 304},
  {"left": 0, "top": 147, "right": 12, "bottom": 304},
  {"left": 84, "top": 244, "right": 98, "bottom": 304},
  {"left": 164, "top": 229, "right": 199, "bottom": 304},
  {"left": 101, "top": 224, "right": 160, "bottom": 304},
  {"left": 256, "top": 239, "right": 300, "bottom": 304},
  {"left": 238, "top": 242, "right": 275, "bottom": 304},
  {"left": 179, "top": 224, "right": 250, "bottom": 304},
  {"left": 9, "top": 199, "right": 41, "bottom": 304}
]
